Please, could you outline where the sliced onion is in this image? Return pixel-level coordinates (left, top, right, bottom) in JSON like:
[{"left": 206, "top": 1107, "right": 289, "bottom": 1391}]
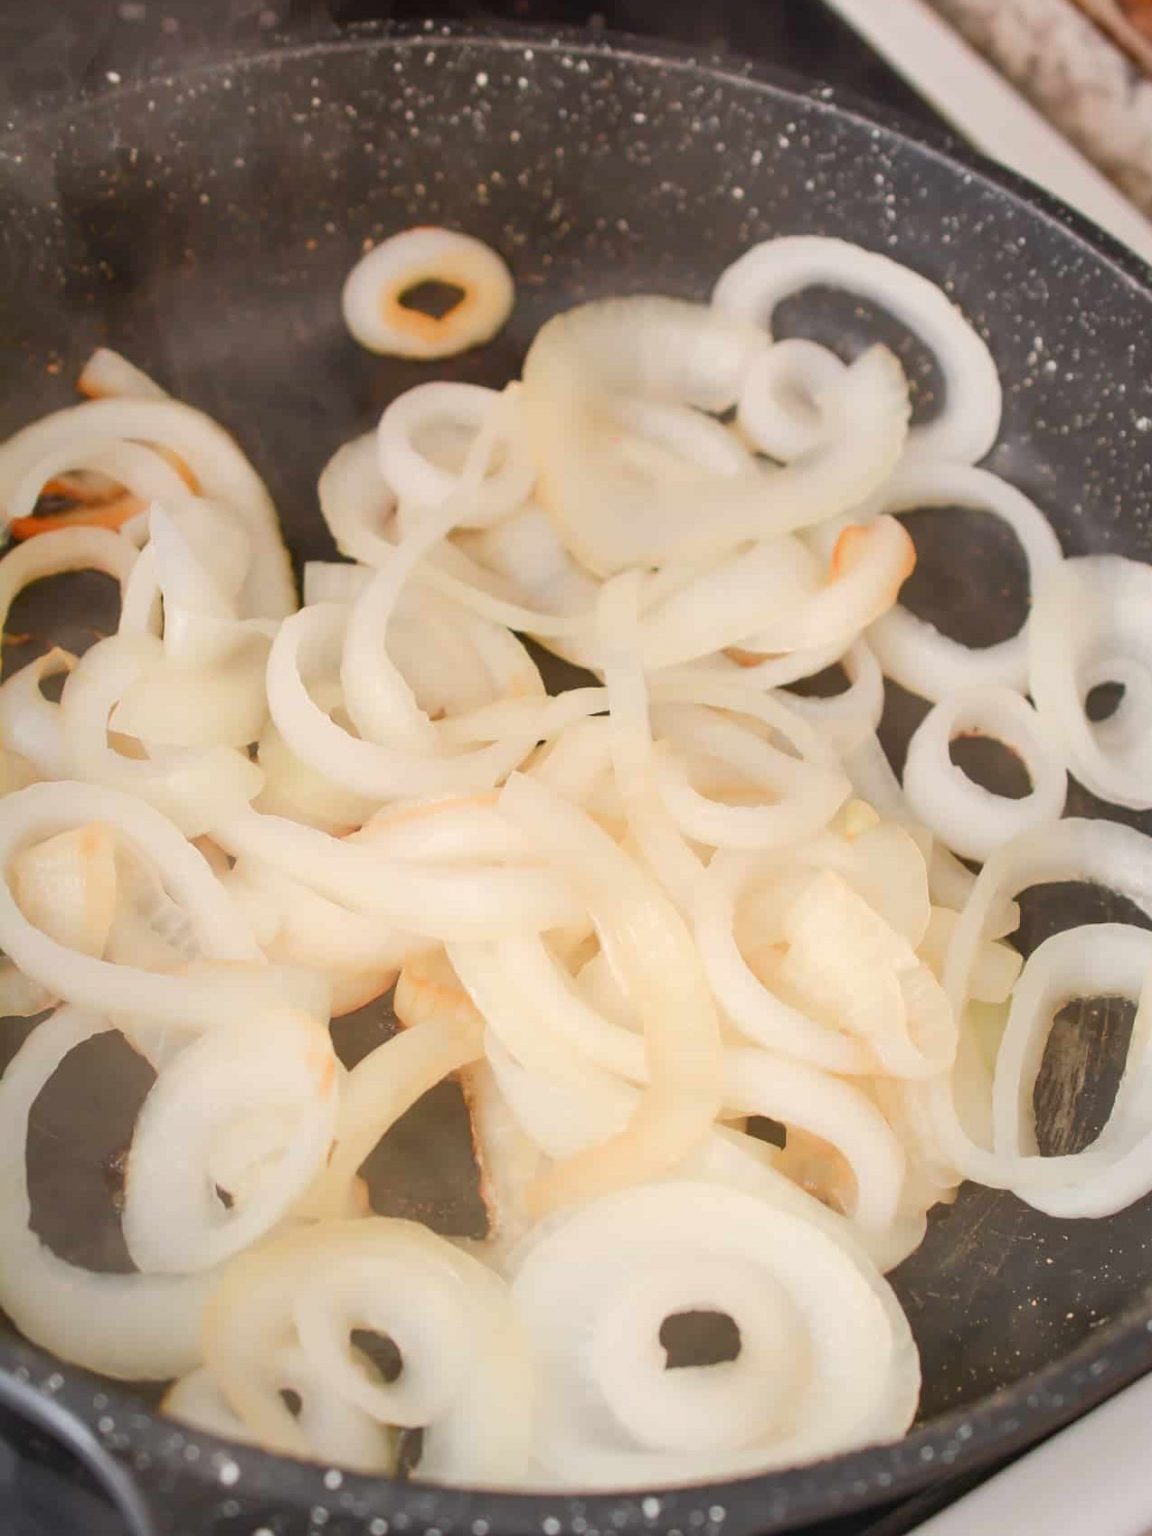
[
  {"left": 342, "top": 228, "right": 515, "bottom": 359},
  {"left": 1029, "top": 554, "right": 1152, "bottom": 809},
  {"left": 713, "top": 234, "right": 1001, "bottom": 464},
  {"left": 0, "top": 398, "right": 294, "bottom": 617},
  {"left": 0, "top": 1007, "right": 208, "bottom": 1377},
  {"left": 12, "top": 821, "right": 117, "bottom": 959},
  {"left": 509, "top": 1181, "right": 918, "bottom": 1488},
  {"left": 377, "top": 382, "right": 535, "bottom": 530},
  {"left": 204, "top": 1219, "right": 532, "bottom": 1485},
  {"left": 123, "top": 1008, "right": 338, "bottom": 1273},
  {"left": 736, "top": 337, "right": 848, "bottom": 462},
  {"left": 863, "top": 463, "right": 1062, "bottom": 701},
  {"left": 78, "top": 347, "right": 169, "bottom": 402},
  {"left": 0, "top": 648, "right": 75, "bottom": 779},
  {"left": 902, "top": 687, "right": 1067, "bottom": 862},
  {"left": 164, "top": 1354, "right": 394, "bottom": 1473},
  {"left": 499, "top": 772, "right": 723, "bottom": 1211}
]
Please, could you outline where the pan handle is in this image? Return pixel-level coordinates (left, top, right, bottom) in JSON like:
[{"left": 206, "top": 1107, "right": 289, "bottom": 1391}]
[{"left": 0, "top": 1369, "right": 155, "bottom": 1536}]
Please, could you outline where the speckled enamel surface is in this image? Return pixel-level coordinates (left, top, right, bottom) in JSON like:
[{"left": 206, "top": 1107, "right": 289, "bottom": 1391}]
[{"left": 1, "top": 24, "right": 1152, "bottom": 1536}]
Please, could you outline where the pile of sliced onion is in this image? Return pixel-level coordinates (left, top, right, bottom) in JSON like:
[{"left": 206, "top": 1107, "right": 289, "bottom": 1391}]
[{"left": 1, "top": 230, "right": 1149, "bottom": 1495}]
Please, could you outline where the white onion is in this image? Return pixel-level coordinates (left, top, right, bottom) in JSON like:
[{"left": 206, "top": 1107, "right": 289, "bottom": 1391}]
[
  {"left": 509, "top": 1181, "right": 918, "bottom": 1488},
  {"left": 736, "top": 337, "right": 847, "bottom": 461},
  {"left": 342, "top": 228, "right": 514, "bottom": 359},
  {"left": 864, "top": 463, "right": 1062, "bottom": 701},
  {"left": 122, "top": 1008, "right": 339, "bottom": 1273},
  {"left": 0, "top": 1007, "right": 208, "bottom": 1378},
  {"left": 0, "top": 648, "right": 75, "bottom": 779},
  {"left": 1029, "top": 555, "right": 1152, "bottom": 809},
  {"left": 713, "top": 234, "right": 1001, "bottom": 464},
  {"left": 902, "top": 687, "right": 1068, "bottom": 861}
]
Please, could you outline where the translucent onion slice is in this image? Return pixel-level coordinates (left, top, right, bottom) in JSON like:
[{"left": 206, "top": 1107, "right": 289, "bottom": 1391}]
[
  {"left": 524, "top": 294, "right": 908, "bottom": 574},
  {"left": 988, "top": 923, "right": 1152, "bottom": 1217},
  {"left": 6, "top": 439, "right": 192, "bottom": 526},
  {"left": 212, "top": 808, "right": 583, "bottom": 942},
  {"left": 204, "top": 1219, "right": 532, "bottom": 1485},
  {"left": 863, "top": 463, "right": 1062, "bottom": 702},
  {"left": 377, "top": 382, "right": 536, "bottom": 529},
  {"left": 499, "top": 772, "right": 723, "bottom": 1211},
  {"left": 301, "top": 1010, "right": 482, "bottom": 1217},
  {"left": 164, "top": 1353, "right": 394, "bottom": 1474},
  {"left": 0, "top": 647, "right": 76, "bottom": 780},
  {"left": 925, "top": 819, "right": 1152, "bottom": 1191},
  {"left": 78, "top": 347, "right": 169, "bottom": 402},
  {"left": 122, "top": 1009, "right": 339, "bottom": 1273},
  {"left": 775, "top": 641, "right": 885, "bottom": 755},
  {"left": 0, "top": 398, "right": 294, "bottom": 617},
  {"left": 736, "top": 337, "right": 847, "bottom": 461},
  {"left": 902, "top": 686, "right": 1067, "bottom": 861},
  {"left": 342, "top": 228, "right": 515, "bottom": 359},
  {"left": 509, "top": 1181, "right": 918, "bottom": 1488},
  {"left": 713, "top": 234, "right": 1001, "bottom": 464},
  {"left": 1029, "top": 554, "right": 1152, "bottom": 809},
  {"left": 0, "top": 781, "right": 316, "bottom": 1029},
  {"left": 265, "top": 604, "right": 535, "bottom": 801},
  {"left": 12, "top": 821, "right": 117, "bottom": 959},
  {"left": 0, "top": 1007, "right": 208, "bottom": 1378},
  {"left": 61, "top": 633, "right": 265, "bottom": 837},
  {"left": 0, "top": 525, "right": 137, "bottom": 649}
]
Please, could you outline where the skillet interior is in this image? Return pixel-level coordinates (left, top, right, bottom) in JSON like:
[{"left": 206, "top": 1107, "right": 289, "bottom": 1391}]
[{"left": 1, "top": 25, "right": 1152, "bottom": 1535}]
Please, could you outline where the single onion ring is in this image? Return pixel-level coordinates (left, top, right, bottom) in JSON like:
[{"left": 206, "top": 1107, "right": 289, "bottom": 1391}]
[
  {"left": 861, "top": 462, "right": 1062, "bottom": 702},
  {"left": 203, "top": 1218, "right": 532, "bottom": 1485},
  {"left": 902, "top": 687, "right": 1067, "bottom": 862},
  {"left": 736, "top": 337, "right": 848, "bottom": 462},
  {"left": 509, "top": 1181, "right": 919, "bottom": 1489},
  {"left": 1029, "top": 554, "right": 1152, "bottom": 809},
  {"left": 341, "top": 228, "right": 515, "bottom": 359},
  {"left": 377, "top": 382, "right": 536, "bottom": 530},
  {"left": 0, "top": 1007, "right": 208, "bottom": 1378},
  {"left": 713, "top": 234, "right": 1001, "bottom": 464},
  {"left": 122, "top": 1008, "right": 339, "bottom": 1274}
]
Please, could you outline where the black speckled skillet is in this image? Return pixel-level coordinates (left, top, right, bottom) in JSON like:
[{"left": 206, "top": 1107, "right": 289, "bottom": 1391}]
[{"left": 2, "top": 21, "right": 1152, "bottom": 1536}]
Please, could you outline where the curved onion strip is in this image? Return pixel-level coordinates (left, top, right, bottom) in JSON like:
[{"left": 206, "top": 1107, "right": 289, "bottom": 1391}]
[
  {"left": 777, "top": 641, "right": 886, "bottom": 755},
  {"left": 902, "top": 687, "right": 1067, "bottom": 862},
  {"left": 509, "top": 1182, "right": 918, "bottom": 1489},
  {"left": 652, "top": 703, "right": 850, "bottom": 853},
  {"left": 863, "top": 463, "right": 1062, "bottom": 701},
  {"left": 164, "top": 1356, "right": 394, "bottom": 1474},
  {"left": 526, "top": 297, "right": 909, "bottom": 574},
  {"left": 301, "top": 1013, "right": 483, "bottom": 1217},
  {"left": 342, "top": 228, "right": 515, "bottom": 360},
  {"left": 924, "top": 819, "right": 1152, "bottom": 1189},
  {"left": 694, "top": 851, "right": 873, "bottom": 1073},
  {"left": 713, "top": 234, "right": 1000, "bottom": 463},
  {"left": 12, "top": 821, "right": 117, "bottom": 959},
  {"left": 1029, "top": 555, "right": 1152, "bottom": 810},
  {"left": 0, "top": 1008, "right": 208, "bottom": 1377},
  {"left": 989, "top": 924, "right": 1152, "bottom": 1215},
  {"left": 0, "top": 647, "right": 75, "bottom": 779},
  {"left": 61, "top": 634, "right": 264, "bottom": 837},
  {"left": 212, "top": 808, "right": 582, "bottom": 942},
  {"left": 78, "top": 348, "right": 169, "bottom": 403},
  {"left": 0, "top": 781, "right": 320, "bottom": 1028},
  {"left": 0, "top": 398, "right": 293, "bottom": 617},
  {"left": 720, "top": 1049, "right": 906, "bottom": 1231},
  {"left": 122, "top": 1009, "right": 339, "bottom": 1273},
  {"left": 0, "top": 525, "right": 136, "bottom": 653},
  {"left": 377, "top": 382, "right": 535, "bottom": 530},
  {"left": 204, "top": 1219, "right": 532, "bottom": 1485},
  {"left": 499, "top": 772, "right": 723, "bottom": 1212},
  {"left": 736, "top": 337, "right": 847, "bottom": 461},
  {"left": 737, "top": 518, "right": 915, "bottom": 658},
  {"left": 266, "top": 605, "right": 535, "bottom": 801},
  {"left": 8, "top": 439, "right": 192, "bottom": 524}
]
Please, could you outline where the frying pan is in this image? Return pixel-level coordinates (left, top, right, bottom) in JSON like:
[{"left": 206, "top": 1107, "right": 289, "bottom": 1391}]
[{"left": 2, "top": 21, "right": 1152, "bottom": 1536}]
